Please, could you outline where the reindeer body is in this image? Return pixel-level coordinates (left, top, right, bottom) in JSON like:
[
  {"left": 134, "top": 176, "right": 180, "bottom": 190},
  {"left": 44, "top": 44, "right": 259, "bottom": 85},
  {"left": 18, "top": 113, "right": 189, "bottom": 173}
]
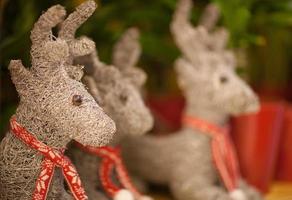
[
  {"left": 122, "top": 128, "right": 219, "bottom": 196},
  {"left": 0, "top": 1, "right": 116, "bottom": 199},
  {"left": 121, "top": 0, "right": 263, "bottom": 200},
  {"left": 122, "top": 114, "right": 262, "bottom": 200}
]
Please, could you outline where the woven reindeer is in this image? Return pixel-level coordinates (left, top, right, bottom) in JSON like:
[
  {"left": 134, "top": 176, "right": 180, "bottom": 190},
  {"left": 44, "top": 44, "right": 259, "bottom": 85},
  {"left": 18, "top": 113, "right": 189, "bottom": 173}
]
[
  {"left": 120, "top": 0, "right": 263, "bottom": 200},
  {"left": 0, "top": 2, "right": 116, "bottom": 199},
  {"left": 68, "top": 28, "right": 153, "bottom": 200}
]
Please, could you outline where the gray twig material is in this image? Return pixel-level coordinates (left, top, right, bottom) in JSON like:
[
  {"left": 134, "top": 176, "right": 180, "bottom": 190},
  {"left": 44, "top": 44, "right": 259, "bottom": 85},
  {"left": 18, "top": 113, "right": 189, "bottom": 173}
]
[
  {"left": 120, "top": 0, "right": 263, "bottom": 200},
  {"left": 0, "top": 1, "right": 116, "bottom": 199}
]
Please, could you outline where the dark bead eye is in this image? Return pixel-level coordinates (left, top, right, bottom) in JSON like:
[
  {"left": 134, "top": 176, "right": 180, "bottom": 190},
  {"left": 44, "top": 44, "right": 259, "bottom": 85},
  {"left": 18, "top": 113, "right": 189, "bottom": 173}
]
[
  {"left": 220, "top": 76, "right": 228, "bottom": 84},
  {"left": 119, "top": 93, "right": 128, "bottom": 104},
  {"left": 72, "top": 95, "right": 83, "bottom": 106}
]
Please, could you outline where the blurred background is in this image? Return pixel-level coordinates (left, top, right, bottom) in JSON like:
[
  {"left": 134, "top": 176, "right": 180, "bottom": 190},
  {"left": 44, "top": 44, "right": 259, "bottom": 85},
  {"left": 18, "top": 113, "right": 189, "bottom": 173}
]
[{"left": 1, "top": 0, "right": 292, "bottom": 198}]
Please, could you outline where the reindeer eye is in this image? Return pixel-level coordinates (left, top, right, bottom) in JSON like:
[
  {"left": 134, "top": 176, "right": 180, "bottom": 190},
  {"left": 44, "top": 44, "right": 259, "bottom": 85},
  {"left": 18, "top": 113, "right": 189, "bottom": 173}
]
[
  {"left": 219, "top": 76, "right": 228, "bottom": 84},
  {"left": 119, "top": 93, "right": 128, "bottom": 104},
  {"left": 72, "top": 95, "right": 83, "bottom": 106}
]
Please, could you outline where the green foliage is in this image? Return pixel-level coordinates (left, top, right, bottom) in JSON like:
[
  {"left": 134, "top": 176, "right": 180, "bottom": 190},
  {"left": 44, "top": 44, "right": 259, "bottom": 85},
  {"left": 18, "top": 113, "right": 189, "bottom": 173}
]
[
  {"left": 214, "top": 0, "right": 292, "bottom": 88},
  {"left": 214, "top": 0, "right": 254, "bottom": 47}
]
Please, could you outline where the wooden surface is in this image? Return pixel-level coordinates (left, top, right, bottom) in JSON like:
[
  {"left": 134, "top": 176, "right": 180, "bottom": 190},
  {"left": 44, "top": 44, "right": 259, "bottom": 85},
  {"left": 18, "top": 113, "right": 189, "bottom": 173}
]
[
  {"left": 266, "top": 182, "right": 292, "bottom": 200},
  {"left": 148, "top": 182, "right": 292, "bottom": 200}
]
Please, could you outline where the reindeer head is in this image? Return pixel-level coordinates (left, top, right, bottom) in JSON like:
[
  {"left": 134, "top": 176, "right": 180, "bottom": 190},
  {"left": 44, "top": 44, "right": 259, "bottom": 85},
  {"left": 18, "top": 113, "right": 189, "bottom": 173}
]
[
  {"left": 171, "top": 0, "right": 259, "bottom": 116},
  {"left": 75, "top": 28, "right": 153, "bottom": 136},
  {"left": 10, "top": 3, "right": 116, "bottom": 147}
]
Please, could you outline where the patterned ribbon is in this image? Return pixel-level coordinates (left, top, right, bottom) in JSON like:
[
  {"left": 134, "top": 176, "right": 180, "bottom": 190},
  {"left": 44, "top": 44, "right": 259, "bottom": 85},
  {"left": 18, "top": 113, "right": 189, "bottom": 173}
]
[
  {"left": 182, "top": 115, "right": 240, "bottom": 192},
  {"left": 75, "top": 142, "right": 142, "bottom": 199},
  {"left": 10, "top": 116, "right": 88, "bottom": 200}
]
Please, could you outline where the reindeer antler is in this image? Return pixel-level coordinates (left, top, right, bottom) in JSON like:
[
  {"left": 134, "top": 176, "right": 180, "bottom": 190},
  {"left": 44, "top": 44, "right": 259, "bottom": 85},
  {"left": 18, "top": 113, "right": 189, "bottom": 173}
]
[
  {"left": 59, "top": 0, "right": 97, "bottom": 40},
  {"left": 112, "top": 27, "right": 141, "bottom": 69},
  {"left": 59, "top": 0, "right": 97, "bottom": 60},
  {"left": 171, "top": 0, "right": 231, "bottom": 64},
  {"left": 171, "top": 0, "right": 209, "bottom": 64},
  {"left": 58, "top": 0, "right": 97, "bottom": 79},
  {"left": 199, "top": 3, "right": 230, "bottom": 50},
  {"left": 198, "top": 3, "right": 220, "bottom": 31},
  {"left": 112, "top": 27, "right": 146, "bottom": 88},
  {"left": 30, "top": 5, "right": 66, "bottom": 65}
]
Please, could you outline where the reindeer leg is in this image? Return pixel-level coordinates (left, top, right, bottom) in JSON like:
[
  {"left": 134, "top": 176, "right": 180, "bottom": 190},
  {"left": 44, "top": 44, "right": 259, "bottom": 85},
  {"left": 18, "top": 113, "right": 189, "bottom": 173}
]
[
  {"left": 170, "top": 179, "right": 232, "bottom": 200},
  {"left": 169, "top": 165, "right": 233, "bottom": 200}
]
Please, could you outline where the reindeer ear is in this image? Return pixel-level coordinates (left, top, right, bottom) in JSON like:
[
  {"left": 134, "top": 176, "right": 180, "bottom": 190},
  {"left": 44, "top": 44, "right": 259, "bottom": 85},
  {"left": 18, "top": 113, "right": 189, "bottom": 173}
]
[
  {"left": 209, "top": 28, "right": 229, "bottom": 50},
  {"left": 121, "top": 68, "right": 147, "bottom": 89},
  {"left": 74, "top": 49, "right": 104, "bottom": 75},
  {"left": 65, "top": 65, "right": 84, "bottom": 81},
  {"left": 223, "top": 50, "right": 237, "bottom": 68},
  {"left": 68, "top": 36, "right": 96, "bottom": 57},
  {"left": 9, "top": 60, "right": 33, "bottom": 97},
  {"left": 112, "top": 27, "right": 141, "bottom": 70}
]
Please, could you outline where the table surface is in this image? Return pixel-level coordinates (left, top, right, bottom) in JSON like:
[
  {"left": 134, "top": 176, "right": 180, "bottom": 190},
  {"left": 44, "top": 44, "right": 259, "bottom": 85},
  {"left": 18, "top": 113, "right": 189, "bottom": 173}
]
[{"left": 148, "top": 182, "right": 292, "bottom": 200}]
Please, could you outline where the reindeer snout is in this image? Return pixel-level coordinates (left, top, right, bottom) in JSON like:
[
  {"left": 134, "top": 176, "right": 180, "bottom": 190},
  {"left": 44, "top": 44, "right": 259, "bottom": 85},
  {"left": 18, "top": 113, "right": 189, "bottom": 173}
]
[
  {"left": 142, "top": 110, "right": 154, "bottom": 133},
  {"left": 246, "top": 95, "right": 260, "bottom": 113},
  {"left": 105, "top": 116, "right": 117, "bottom": 136},
  {"left": 97, "top": 114, "right": 116, "bottom": 146},
  {"left": 241, "top": 90, "right": 260, "bottom": 114}
]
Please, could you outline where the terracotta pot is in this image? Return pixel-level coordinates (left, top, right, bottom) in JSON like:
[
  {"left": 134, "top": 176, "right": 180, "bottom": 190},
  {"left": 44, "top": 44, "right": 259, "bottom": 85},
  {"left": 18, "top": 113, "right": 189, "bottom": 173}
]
[
  {"left": 275, "top": 104, "right": 292, "bottom": 181},
  {"left": 231, "top": 102, "right": 285, "bottom": 193}
]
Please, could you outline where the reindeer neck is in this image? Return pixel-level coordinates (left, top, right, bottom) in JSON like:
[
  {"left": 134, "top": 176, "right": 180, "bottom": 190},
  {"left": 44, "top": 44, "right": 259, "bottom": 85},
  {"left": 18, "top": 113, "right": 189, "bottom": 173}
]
[
  {"left": 14, "top": 103, "right": 71, "bottom": 149},
  {"left": 183, "top": 101, "right": 228, "bottom": 126}
]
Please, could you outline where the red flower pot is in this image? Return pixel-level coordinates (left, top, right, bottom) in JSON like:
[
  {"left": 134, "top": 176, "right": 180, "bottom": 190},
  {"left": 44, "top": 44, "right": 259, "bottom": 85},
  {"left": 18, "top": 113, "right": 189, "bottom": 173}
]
[
  {"left": 147, "top": 95, "right": 184, "bottom": 133},
  {"left": 275, "top": 104, "right": 292, "bottom": 181},
  {"left": 231, "top": 102, "right": 285, "bottom": 193}
]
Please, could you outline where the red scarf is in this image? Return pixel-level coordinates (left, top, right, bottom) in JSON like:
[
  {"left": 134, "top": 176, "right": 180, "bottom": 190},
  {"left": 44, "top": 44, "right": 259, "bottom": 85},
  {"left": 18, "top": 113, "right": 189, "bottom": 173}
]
[
  {"left": 182, "top": 115, "right": 240, "bottom": 192},
  {"left": 75, "top": 143, "right": 142, "bottom": 199},
  {"left": 10, "top": 116, "right": 88, "bottom": 200}
]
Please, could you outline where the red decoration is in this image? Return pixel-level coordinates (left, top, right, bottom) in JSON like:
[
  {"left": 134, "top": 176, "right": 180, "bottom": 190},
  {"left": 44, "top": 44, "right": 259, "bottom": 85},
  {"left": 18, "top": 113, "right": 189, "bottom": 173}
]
[
  {"left": 182, "top": 115, "right": 240, "bottom": 192},
  {"left": 75, "top": 143, "right": 142, "bottom": 199},
  {"left": 276, "top": 104, "right": 292, "bottom": 181},
  {"left": 231, "top": 102, "right": 285, "bottom": 193},
  {"left": 10, "top": 116, "right": 88, "bottom": 200}
]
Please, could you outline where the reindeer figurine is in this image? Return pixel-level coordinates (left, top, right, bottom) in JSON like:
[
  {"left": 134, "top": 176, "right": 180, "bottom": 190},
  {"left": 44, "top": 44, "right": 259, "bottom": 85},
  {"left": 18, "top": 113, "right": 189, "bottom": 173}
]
[
  {"left": 68, "top": 28, "right": 154, "bottom": 200},
  {"left": 120, "top": 0, "right": 263, "bottom": 200},
  {"left": 0, "top": 1, "right": 116, "bottom": 199}
]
